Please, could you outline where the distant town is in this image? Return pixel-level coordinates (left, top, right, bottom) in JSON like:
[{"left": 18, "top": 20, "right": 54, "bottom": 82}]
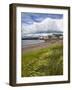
[{"left": 22, "top": 33, "right": 63, "bottom": 41}]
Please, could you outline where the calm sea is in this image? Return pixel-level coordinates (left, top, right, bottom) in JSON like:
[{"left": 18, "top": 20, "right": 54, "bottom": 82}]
[{"left": 22, "top": 40, "right": 44, "bottom": 48}]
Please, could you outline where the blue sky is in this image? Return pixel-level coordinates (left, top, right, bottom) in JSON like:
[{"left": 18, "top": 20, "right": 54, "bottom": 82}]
[
  {"left": 21, "top": 12, "right": 63, "bottom": 25},
  {"left": 21, "top": 12, "right": 63, "bottom": 37}
]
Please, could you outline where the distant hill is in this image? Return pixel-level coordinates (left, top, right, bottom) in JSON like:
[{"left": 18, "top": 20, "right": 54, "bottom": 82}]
[{"left": 22, "top": 31, "right": 63, "bottom": 40}]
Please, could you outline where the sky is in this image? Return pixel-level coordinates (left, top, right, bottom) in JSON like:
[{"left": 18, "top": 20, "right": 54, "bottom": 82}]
[{"left": 21, "top": 12, "right": 63, "bottom": 37}]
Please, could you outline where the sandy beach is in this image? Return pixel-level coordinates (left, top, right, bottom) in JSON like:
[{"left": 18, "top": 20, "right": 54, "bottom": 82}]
[{"left": 22, "top": 39, "right": 63, "bottom": 53}]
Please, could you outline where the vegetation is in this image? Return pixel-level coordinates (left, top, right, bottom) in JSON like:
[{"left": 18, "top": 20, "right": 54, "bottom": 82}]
[{"left": 21, "top": 43, "right": 63, "bottom": 77}]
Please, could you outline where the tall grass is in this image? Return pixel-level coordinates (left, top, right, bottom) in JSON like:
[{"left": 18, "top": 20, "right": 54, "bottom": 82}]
[{"left": 21, "top": 43, "right": 63, "bottom": 77}]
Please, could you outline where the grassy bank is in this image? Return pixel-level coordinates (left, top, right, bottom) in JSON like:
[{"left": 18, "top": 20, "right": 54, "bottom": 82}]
[{"left": 21, "top": 43, "right": 63, "bottom": 77}]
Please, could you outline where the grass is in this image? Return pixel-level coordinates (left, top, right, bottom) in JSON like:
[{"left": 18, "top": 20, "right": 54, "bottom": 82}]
[{"left": 21, "top": 43, "right": 63, "bottom": 77}]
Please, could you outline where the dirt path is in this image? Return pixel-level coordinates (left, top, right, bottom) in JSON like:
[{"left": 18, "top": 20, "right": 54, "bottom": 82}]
[{"left": 22, "top": 39, "right": 63, "bottom": 53}]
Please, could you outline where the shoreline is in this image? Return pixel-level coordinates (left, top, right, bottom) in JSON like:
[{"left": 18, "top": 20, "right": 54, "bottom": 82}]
[{"left": 22, "top": 39, "right": 63, "bottom": 53}]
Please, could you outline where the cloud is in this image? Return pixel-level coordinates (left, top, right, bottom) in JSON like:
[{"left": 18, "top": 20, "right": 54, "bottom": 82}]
[
  {"left": 21, "top": 18, "right": 63, "bottom": 37},
  {"left": 21, "top": 13, "right": 63, "bottom": 24}
]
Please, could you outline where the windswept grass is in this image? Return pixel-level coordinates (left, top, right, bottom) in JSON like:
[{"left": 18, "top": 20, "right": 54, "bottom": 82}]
[{"left": 21, "top": 43, "right": 63, "bottom": 77}]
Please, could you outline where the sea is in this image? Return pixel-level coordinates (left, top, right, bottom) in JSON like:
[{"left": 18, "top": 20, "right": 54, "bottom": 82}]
[{"left": 22, "top": 40, "right": 44, "bottom": 48}]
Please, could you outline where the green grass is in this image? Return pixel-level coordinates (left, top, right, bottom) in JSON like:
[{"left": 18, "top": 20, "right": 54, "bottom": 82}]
[{"left": 21, "top": 43, "right": 63, "bottom": 77}]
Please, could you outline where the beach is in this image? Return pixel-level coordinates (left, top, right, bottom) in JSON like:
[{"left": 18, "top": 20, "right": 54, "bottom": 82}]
[{"left": 22, "top": 39, "right": 63, "bottom": 53}]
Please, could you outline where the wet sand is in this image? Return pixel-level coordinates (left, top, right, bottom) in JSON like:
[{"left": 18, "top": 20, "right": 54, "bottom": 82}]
[{"left": 22, "top": 39, "right": 63, "bottom": 53}]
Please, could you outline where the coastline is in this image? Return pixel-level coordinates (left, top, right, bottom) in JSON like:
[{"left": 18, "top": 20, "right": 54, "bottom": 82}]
[{"left": 22, "top": 39, "right": 63, "bottom": 53}]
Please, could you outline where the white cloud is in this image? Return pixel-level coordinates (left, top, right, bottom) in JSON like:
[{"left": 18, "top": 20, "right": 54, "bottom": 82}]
[{"left": 22, "top": 18, "right": 63, "bottom": 36}]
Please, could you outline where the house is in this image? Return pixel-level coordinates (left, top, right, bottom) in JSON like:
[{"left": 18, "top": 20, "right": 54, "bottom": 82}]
[{"left": 39, "top": 33, "right": 63, "bottom": 41}]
